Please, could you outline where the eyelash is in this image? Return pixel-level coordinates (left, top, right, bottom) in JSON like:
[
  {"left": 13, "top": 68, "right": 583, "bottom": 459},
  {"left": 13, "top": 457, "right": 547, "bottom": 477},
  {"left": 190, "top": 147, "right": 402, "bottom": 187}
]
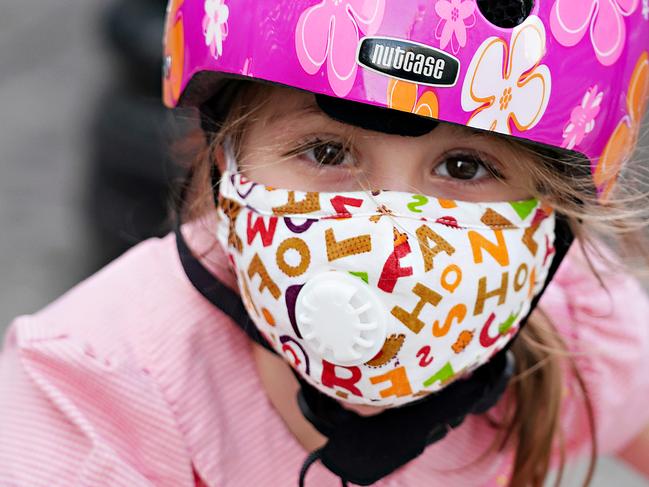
[
  {"left": 282, "top": 137, "right": 355, "bottom": 168},
  {"left": 432, "top": 151, "right": 505, "bottom": 182},
  {"left": 282, "top": 137, "right": 504, "bottom": 182}
]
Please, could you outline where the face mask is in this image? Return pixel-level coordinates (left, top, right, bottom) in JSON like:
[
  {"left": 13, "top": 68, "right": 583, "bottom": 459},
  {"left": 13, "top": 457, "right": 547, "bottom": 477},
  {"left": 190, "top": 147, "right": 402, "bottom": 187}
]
[{"left": 215, "top": 147, "right": 557, "bottom": 408}]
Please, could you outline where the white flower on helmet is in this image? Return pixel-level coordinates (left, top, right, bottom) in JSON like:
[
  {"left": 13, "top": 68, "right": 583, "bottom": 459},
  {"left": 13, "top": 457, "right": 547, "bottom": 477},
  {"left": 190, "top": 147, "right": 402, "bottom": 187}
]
[
  {"left": 203, "top": 0, "right": 229, "bottom": 59},
  {"left": 461, "top": 15, "right": 552, "bottom": 136}
]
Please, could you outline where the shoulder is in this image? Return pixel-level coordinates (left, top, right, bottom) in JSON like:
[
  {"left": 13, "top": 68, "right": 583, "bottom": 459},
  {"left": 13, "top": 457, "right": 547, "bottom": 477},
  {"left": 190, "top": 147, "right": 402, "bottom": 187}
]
[
  {"left": 0, "top": 229, "right": 254, "bottom": 485},
  {"left": 541, "top": 240, "right": 649, "bottom": 348},
  {"left": 8, "top": 228, "right": 241, "bottom": 366},
  {"left": 0, "top": 234, "right": 202, "bottom": 485},
  {"left": 2, "top": 227, "right": 252, "bottom": 401},
  {"left": 27, "top": 231, "right": 205, "bottom": 335},
  {"left": 540, "top": 241, "right": 649, "bottom": 455}
]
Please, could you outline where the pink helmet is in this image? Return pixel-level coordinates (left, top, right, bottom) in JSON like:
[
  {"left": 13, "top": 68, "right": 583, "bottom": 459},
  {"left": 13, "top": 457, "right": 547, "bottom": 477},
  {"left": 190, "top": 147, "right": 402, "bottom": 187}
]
[{"left": 162, "top": 0, "right": 649, "bottom": 199}]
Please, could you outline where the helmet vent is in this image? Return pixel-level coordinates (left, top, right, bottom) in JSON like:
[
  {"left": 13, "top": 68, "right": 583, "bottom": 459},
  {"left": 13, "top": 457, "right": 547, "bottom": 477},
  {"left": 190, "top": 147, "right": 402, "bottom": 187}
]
[{"left": 477, "top": 0, "right": 534, "bottom": 28}]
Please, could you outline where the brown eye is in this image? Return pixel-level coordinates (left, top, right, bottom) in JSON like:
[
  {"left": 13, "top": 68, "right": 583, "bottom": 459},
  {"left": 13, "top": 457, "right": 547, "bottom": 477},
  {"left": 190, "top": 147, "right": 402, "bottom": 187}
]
[
  {"left": 307, "top": 141, "right": 349, "bottom": 166},
  {"left": 435, "top": 154, "right": 489, "bottom": 181}
]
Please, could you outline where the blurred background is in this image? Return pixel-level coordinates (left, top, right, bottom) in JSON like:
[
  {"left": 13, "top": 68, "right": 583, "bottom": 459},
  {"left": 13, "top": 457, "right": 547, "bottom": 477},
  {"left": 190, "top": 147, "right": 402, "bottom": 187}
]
[
  {"left": 0, "top": 1, "right": 646, "bottom": 485},
  {"left": 0, "top": 0, "right": 194, "bottom": 330}
]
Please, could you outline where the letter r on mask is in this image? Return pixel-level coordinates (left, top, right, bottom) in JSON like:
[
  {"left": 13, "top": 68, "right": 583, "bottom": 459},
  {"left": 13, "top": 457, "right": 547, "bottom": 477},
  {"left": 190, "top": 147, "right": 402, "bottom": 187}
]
[{"left": 321, "top": 361, "right": 363, "bottom": 397}]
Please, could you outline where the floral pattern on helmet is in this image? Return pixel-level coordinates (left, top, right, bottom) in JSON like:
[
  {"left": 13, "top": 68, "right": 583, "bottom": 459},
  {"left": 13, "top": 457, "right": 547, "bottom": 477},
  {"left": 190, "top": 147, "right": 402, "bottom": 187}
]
[
  {"left": 434, "top": 0, "right": 476, "bottom": 55},
  {"left": 295, "top": 0, "right": 386, "bottom": 97},
  {"left": 203, "top": 0, "right": 229, "bottom": 59},
  {"left": 461, "top": 15, "right": 551, "bottom": 136},
  {"left": 562, "top": 86, "right": 604, "bottom": 150},
  {"left": 162, "top": 0, "right": 649, "bottom": 196},
  {"left": 387, "top": 79, "right": 439, "bottom": 119},
  {"left": 550, "top": 0, "right": 639, "bottom": 66},
  {"left": 594, "top": 51, "right": 649, "bottom": 201}
]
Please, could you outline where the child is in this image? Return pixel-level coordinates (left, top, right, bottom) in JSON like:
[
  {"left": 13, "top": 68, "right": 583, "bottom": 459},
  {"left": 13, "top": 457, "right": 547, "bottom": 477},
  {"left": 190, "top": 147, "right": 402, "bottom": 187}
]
[{"left": 2, "top": 0, "right": 649, "bottom": 486}]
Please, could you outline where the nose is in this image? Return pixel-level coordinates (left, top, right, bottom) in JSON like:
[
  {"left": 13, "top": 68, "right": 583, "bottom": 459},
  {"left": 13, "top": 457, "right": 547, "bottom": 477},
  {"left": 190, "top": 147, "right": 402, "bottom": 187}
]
[{"left": 359, "top": 133, "right": 429, "bottom": 192}]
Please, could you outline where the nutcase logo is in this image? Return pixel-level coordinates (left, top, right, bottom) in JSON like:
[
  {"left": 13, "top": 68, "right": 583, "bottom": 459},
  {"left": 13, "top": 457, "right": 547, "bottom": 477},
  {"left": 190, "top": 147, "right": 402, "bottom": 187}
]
[{"left": 356, "top": 37, "right": 460, "bottom": 87}]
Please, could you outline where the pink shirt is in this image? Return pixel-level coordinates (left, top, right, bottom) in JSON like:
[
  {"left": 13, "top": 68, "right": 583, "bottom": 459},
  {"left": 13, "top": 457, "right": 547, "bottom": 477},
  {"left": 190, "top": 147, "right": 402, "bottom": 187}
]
[{"left": 2, "top": 219, "right": 649, "bottom": 486}]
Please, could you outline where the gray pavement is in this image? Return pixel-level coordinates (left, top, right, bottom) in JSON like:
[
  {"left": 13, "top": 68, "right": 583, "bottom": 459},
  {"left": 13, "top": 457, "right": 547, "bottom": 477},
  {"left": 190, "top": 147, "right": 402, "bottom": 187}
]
[{"left": 0, "top": 1, "right": 646, "bottom": 486}]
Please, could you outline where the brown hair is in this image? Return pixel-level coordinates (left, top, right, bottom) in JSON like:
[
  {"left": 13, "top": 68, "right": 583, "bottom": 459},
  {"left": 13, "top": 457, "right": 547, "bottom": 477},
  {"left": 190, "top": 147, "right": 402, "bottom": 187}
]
[{"left": 171, "top": 81, "right": 649, "bottom": 487}]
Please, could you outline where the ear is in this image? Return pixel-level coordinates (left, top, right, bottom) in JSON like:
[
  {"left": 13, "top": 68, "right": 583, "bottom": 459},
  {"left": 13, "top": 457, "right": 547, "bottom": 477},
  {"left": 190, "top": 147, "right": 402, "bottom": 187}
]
[{"left": 213, "top": 144, "right": 227, "bottom": 174}]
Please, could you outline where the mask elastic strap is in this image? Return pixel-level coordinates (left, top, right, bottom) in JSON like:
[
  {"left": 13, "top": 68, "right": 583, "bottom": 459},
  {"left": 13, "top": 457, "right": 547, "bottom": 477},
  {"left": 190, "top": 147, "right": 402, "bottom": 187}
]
[
  {"left": 222, "top": 136, "right": 238, "bottom": 173},
  {"left": 210, "top": 136, "right": 240, "bottom": 207}
]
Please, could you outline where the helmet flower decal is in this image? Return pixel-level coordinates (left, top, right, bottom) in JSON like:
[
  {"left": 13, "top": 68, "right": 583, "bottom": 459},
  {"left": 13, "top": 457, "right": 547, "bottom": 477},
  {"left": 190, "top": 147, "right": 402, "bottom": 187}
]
[
  {"left": 562, "top": 86, "right": 604, "bottom": 150},
  {"left": 387, "top": 79, "right": 439, "bottom": 118},
  {"left": 434, "top": 0, "right": 476, "bottom": 55},
  {"left": 461, "top": 16, "right": 551, "bottom": 136},
  {"left": 594, "top": 51, "right": 649, "bottom": 201},
  {"left": 295, "top": 0, "right": 386, "bottom": 97},
  {"left": 550, "top": 0, "right": 639, "bottom": 66},
  {"left": 203, "top": 0, "right": 229, "bottom": 59}
]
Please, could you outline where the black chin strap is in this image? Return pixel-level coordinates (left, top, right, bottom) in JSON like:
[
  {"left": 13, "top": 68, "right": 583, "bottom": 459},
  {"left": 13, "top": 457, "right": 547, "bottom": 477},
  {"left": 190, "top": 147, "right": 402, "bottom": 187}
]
[
  {"left": 299, "top": 449, "right": 349, "bottom": 487},
  {"left": 294, "top": 349, "right": 514, "bottom": 485},
  {"left": 175, "top": 222, "right": 276, "bottom": 355},
  {"left": 175, "top": 216, "right": 574, "bottom": 486}
]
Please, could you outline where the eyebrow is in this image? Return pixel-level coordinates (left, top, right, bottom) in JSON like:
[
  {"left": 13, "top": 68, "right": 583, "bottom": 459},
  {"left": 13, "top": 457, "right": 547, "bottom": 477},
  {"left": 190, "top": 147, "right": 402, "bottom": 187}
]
[
  {"left": 265, "top": 99, "right": 325, "bottom": 125},
  {"left": 443, "top": 123, "right": 514, "bottom": 149},
  {"left": 264, "top": 97, "right": 514, "bottom": 154}
]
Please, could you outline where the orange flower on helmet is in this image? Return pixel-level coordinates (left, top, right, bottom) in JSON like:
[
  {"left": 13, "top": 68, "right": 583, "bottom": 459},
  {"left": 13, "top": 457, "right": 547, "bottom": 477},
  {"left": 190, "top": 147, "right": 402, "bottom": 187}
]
[
  {"left": 594, "top": 51, "right": 649, "bottom": 201},
  {"left": 387, "top": 79, "right": 439, "bottom": 119},
  {"left": 163, "top": 0, "right": 186, "bottom": 107}
]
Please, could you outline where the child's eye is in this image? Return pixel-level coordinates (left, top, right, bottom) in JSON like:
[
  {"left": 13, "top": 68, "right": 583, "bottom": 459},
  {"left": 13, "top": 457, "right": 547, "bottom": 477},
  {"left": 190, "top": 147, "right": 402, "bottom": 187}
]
[
  {"left": 303, "top": 140, "right": 353, "bottom": 167},
  {"left": 433, "top": 153, "right": 501, "bottom": 182}
]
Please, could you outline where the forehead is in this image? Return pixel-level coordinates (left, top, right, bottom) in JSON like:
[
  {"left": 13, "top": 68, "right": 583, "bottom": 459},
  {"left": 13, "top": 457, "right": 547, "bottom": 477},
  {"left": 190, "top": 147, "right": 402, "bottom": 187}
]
[
  {"left": 255, "top": 85, "right": 516, "bottom": 149},
  {"left": 261, "top": 87, "right": 323, "bottom": 123}
]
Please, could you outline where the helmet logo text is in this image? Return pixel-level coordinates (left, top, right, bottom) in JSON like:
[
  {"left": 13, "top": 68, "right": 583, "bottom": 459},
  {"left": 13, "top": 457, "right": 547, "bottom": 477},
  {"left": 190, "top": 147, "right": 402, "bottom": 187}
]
[{"left": 357, "top": 37, "right": 460, "bottom": 87}]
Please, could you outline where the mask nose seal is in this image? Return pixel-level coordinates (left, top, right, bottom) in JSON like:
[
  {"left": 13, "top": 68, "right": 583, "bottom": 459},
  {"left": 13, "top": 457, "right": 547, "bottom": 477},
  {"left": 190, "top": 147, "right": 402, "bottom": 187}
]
[{"left": 295, "top": 271, "right": 388, "bottom": 366}]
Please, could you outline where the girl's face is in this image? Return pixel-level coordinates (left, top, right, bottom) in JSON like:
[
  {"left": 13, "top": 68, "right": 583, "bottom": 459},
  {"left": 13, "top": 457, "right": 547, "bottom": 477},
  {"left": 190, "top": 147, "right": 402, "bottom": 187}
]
[
  {"left": 221, "top": 86, "right": 544, "bottom": 417},
  {"left": 227, "top": 86, "right": 537, "bottom": 202}
]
